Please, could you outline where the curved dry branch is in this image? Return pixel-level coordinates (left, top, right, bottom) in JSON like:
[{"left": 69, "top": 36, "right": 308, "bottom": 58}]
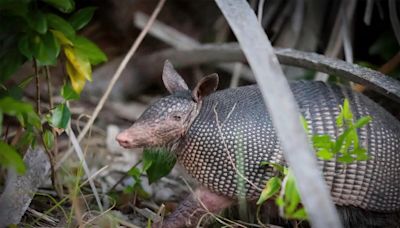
[{"left": 136, "top": 43, "right": 400, "bottom": 103}]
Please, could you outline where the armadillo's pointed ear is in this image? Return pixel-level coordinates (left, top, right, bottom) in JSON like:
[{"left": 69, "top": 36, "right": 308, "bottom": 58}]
[
  {"left": 162, "top": 60, "right": 189, "bottom": 94},
  {"left": 192, "top": 73, "right": 219, "bottom": 103}
]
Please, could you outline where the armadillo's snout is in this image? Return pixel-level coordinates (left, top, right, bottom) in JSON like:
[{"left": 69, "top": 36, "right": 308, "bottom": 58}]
[{"left": 116, "top": 130, "right": 136, "bottom": 148}]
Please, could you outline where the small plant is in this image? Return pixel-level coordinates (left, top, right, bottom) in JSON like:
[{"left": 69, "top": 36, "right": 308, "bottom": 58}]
[
  {"left": 0, "top": 0, "right": 106, "bottom": 173},
  {"left": 123, "top": 148, "right": 176, "bottom": 196},
  {"left": 302, "top": 98, "right": 372, "bottom": 163},
  {"left": 257, "top": 98, "right": 373, "bottom": 222},
  {"left": 257, "top": 162, "right": 307, "bottom": 220}
]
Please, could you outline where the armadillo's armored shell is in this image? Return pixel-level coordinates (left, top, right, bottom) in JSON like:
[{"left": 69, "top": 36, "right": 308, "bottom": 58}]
[{"left": 176, "top": 81, "right": 400, "bottom": 212}]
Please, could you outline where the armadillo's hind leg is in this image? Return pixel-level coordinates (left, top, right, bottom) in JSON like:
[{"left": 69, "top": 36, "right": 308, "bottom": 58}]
[{"left": 153, "top": 187, "right": 233, "bottom": 228}]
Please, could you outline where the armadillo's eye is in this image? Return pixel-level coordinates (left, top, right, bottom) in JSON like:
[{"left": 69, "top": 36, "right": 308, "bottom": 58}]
[{"left": 172, "top": 115, "right": 182, "bottom": 121}]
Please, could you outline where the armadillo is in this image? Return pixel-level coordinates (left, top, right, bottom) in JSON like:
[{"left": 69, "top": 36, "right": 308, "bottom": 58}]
[{"left": 116, "top": 61, "right": 400, "bottom": 228}]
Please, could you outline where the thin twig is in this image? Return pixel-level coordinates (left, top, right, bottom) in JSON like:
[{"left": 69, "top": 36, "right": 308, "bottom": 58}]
[
  {"left": 33, "top": 60, "right": 41, "bottom": 115},
  {"left": 56, "top": 0, "right": 167, "bottom": 169},
  {"left": 213, "top": 104, "right": 263, "bottom": 192}
]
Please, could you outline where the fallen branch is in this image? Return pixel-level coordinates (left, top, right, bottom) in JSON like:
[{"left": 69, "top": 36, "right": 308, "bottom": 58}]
[{"left": 136, "top": 43, "right": 400, "bottom": 103}]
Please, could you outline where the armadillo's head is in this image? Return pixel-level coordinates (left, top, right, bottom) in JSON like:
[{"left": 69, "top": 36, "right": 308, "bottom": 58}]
[{"left": 116, "top": 60, "right": 218, "bottom": 149}]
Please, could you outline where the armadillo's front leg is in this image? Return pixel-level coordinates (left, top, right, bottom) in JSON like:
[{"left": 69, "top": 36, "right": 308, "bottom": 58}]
[{"left": 153, "top": 187, "right": 233, "bottom": 228}]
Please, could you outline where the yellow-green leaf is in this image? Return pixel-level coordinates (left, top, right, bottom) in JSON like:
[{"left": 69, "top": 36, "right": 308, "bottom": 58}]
[
  {"left": 64, "top": 46, "right": 92, "bottom": 94},
  {"left": 51, "top": 30, "right": 73, "bottom": 46},
  {"left": 257, "top": 176, "right": 281, "bottom": 205},
  {"left": 64, "top": 46, "right": 91, "bottom": 81},
  {"left": 65, "top": 60, "right": 86, "bottom": 94}
]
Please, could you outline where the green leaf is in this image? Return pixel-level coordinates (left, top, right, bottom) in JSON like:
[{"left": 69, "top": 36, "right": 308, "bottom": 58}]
[
  {"left": 51, "top": 30, "right": 73, "bottom": 46},
  {"left": 42, "top": 0, "right": 75, "bottom": 13},
  {"left": 46, "top": 13, "right": 75, "bottom": 40},
  {"left": 143, "top": 148, "right": 176, "bottom": 184},
  {"left": 260, "top": 161, "right": 285, "bottom": 174},
  {"left": 43, "top": 130, "right": 54, "bottom": 150},
  {"left": 354, "top": 116, "right": 372, "bottom": 129},
  {"left": 16, "top": 129, "right": 35, "bottom": 151},
  {"left": 316, "top": 149, "right": 334, "bottom": 160},
  {"left": 69, "top": 7, "right": 96, "bottom": 30},
  {"left": 18, "top": 34, "right": 34, "bottom": 60},
  {"left": 73, "top": 36, "right": 107, "bottom": 65},
  {"left": 61, "top": 83, "right": 80, "bottom": 100},
  {"left": 257, "top": 177, "right": 281, "bottom": 205},
  {"left": 27, "top": 11, "right": 47, "bottom": 34},
  {"left": 285, "top": 171, "right": 301, "bottom": 214},
  {"left": 49, "top": 103, "right": 71, "bottom": 129},
  {"left": 0, "top": 97, "right": 32, "bottom": 114},
  {"left": 0, "top": 47, "right": 25, "bottom": 83},
  {"left": 342, "top": 99, "right": 353, "bottom": 122},
  {"left": 0, "top": 141, "right": 26, "bottom": 174},
  {"left": 290, "top": 208, "right": 308, "bottom": 220},
  {"left": 300, "top": 115, "right": 309, "bottom": 132},
  {"left": 275, "top": 196, "right": 284, "bottom": 207},
  {"left": 32, "top": 32, "right": 60, "bottom": 66},
  {"left": 338, "top": 153, "right": 354, "bottom": 163},
  {"left": 312, "top": 135, "right": 333, "bottom": 149},
  {"left": 127, "top": 166, "right": 141, "bottom": 179}
]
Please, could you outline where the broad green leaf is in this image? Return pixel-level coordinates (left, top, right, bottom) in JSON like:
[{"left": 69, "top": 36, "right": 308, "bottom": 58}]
[
  {"left": 32, "top": 32, "right": 60, "bottom": 66},
  {"left": 17, "top": 129, "right": 35, "bottom": 151},
  {"left": 61, "top": 83, "right": 80, "bottom": 100},
  {"left": 0, "top": 97, "right": 33, "bottom": 115},
  {"left": 316, "top": 149, "right": 333, "bottom": 160},
  {"left": 73, "top": 36, "right": 107, "bottom": 65},
  {"left": 354, "top": 116, "right": 372, "bottom": 129},
  {"left": 27, "top": 111, "right": 42, "bottom": 130},
  {"left": 312, "top": 135, "right": 333, "bottom": 149},
  {"left": 0, "top": 47, "right": 25, "bottom": 83},
  {"left": 18, "top": 34, "right": 34, "bottom": 60},
  {"left": 43, "top": 130, "right": 54, "bottom": 150},
  {"left": 27, "top": 11, "right": 47, "bottom": 34},
  {"left": 257, "top": 177, "right": 281, "bottom": 205},
  {"left": 49, "top": 103, "right": 70, "bottom": 129},
  {"left": 46, "top": 13, "right": 75, "bottom": 40},
  {"left": 69, "top": 7, "right": 96, "bottom": 30},
  {"left": 51, "top": 30, "right": 73, "bottom": 46},
  {"left": 0, "top": 141, "right": 26, "bottom": 174},
  {"left": 143, "top": 148, "right": 176, "bottom": 184},
  {"left": 43, "top": 0, "right": 74, "bottom": 13}
]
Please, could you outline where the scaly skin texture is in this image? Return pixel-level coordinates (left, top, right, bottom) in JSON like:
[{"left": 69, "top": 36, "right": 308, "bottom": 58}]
[
  {"left": 116, "top": 61, "right": 400, "bottom": 227},
  {"left": 177, "top": 81, "right": 400, "bottom": 212}
]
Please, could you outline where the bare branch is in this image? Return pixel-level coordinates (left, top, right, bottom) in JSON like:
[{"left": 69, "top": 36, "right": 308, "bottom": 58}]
[{"left": 136, "top": 43, "right": 400, "bottom": 103}]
